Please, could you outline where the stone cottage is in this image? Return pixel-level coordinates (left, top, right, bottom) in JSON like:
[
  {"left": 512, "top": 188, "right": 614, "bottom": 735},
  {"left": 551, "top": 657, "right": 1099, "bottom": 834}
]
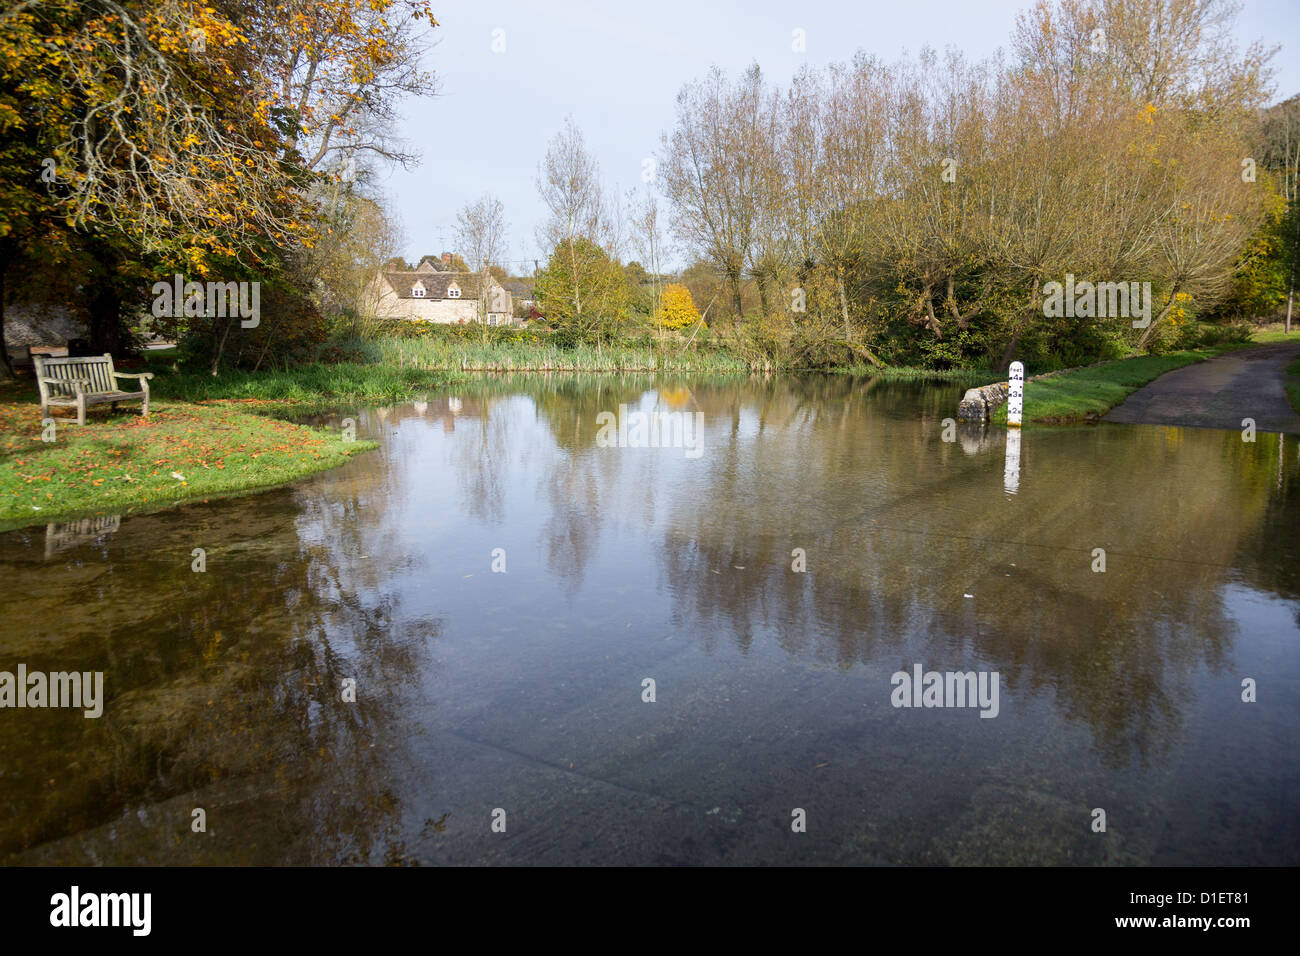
[{"left": 367, "top": 261, "right": 514, "bottom": 326}]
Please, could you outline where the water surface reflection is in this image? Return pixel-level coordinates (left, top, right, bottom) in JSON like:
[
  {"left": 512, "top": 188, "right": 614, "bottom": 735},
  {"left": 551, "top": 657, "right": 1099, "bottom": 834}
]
[{"left": 1, "top": 375, "right": 1297, "bottom": 865}]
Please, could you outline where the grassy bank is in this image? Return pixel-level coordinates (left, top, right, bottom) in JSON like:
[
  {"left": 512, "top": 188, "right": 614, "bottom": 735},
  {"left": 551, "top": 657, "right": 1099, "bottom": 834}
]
[
  {"left": 0, "top": 396, "right": 374, "bottom": 530},
  {"left": 991, "top": 340, "right": 1271, "bottom": 424},
  {"left": 354, "top": 335, "right": 1003, "bottom": 382},
  {"left": 847, "top": 365, "right": 995, "bottom": 383},
  {"left": 146, "top": 355, "right": 463, "bottom": 407},
  {"left": 359, "top": 335, "right": 753, "bottom": 373},
  {"left": 140, "top": 332, "right": 1032, "bottom": 394}
]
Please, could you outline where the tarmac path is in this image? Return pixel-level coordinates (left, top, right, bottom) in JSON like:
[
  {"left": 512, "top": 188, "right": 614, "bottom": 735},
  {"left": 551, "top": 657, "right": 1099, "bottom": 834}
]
[{"left": 1103, "top": 342, "right": 1300, "bottom": 434}]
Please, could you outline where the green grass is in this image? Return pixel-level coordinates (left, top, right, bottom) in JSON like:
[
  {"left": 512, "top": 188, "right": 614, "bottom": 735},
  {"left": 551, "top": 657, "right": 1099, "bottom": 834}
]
[
  {"left": 1248, "top": 327, "right": 1295, "bottom": 345},
  {"left": 0, "top": 395, "right": 374, "bottom": 530}
]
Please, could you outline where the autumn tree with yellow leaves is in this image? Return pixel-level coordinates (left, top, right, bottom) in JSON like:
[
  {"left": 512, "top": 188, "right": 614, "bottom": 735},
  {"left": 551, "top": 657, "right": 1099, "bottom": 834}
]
[
  {"left": 0, "top": 0, "right": 438, "bottom": 377},
  {"left": 656, "top": 283, "right": 700, "bottom": 332}
]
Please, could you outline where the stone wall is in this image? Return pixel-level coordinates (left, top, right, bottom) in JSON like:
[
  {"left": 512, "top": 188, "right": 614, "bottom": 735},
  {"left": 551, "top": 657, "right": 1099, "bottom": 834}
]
[
  {"left": 3, "top": 303, "right": 89, "bottom": 348},
  {"left": 957, "top": 381, "right": 1009, "bottom": 422},
  {"left": 403, "top": 298, "right": 481, "bottom": 324}
]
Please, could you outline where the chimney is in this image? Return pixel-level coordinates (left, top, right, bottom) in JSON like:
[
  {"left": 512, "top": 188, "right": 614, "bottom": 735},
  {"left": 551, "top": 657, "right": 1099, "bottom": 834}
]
[{"left": 442, "top": 252, "right": 452, "bottom": 266}]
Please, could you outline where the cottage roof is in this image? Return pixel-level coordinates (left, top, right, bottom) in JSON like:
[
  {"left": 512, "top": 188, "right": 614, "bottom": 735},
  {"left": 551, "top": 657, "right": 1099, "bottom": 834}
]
[{"left": 383, "top": 271, "right": 487, "bottom": 300}]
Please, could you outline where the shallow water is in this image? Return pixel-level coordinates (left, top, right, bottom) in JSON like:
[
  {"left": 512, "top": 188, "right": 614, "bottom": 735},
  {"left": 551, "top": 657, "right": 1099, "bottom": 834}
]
[{"left": 1, "top": 374, "right": 1297, "bottom": 865}]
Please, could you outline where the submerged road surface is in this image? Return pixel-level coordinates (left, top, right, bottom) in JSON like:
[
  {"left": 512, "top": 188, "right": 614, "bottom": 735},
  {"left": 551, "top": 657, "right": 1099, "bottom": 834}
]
[{"left": 1104, "top": 342, "right": 1300, "bottom": 434}]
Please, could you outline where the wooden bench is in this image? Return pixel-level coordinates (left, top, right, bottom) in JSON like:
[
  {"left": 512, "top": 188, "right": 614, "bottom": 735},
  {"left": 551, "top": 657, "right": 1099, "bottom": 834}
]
[{"left": 34, "top": 353, "right": 153, "bottom": 426}]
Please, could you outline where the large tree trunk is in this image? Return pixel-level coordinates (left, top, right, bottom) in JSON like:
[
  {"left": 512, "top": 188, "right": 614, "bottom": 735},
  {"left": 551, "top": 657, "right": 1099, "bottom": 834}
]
[
  {"left": 728, "top": 270, "right": 744, "bottom": 321},
  {"left": 999, "top": 331, "right": 1021, "bottom": 371},
  {"left": 838, "top": 271, "right": 850, "bottom": 339},
  {"left": 568, "top": 239, "right": 581, "bottom": 316},
  {"left": 1285, "top": 208, "right": 1298, "bottom": 334},
  {"left": 922, "top": 291, "right": 943, "bottom": 338},
  {"left": 849, "top": 341, "right": 885, "bottom": 368},
  {"left": 210, "top": 317, "right": 234, "bottom": 377},
  {"left": 87, "top": 281, "right": 126, "bottom": 355},
  {"left": 86, "top": 240, "right": 128, "bottom": 355}
]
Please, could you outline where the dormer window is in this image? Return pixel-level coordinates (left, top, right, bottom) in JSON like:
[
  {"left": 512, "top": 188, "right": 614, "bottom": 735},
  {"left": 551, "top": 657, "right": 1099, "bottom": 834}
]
[
  {"left": 411, "top": 281, "right": 426, "bottom": 298},
  {"left": 447, "top": 282, "right": 462, "bottom": 299}
]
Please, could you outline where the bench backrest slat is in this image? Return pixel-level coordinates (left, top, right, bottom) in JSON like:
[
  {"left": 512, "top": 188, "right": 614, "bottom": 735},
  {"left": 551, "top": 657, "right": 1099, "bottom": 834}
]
[{"left": 35, "top": 354, "right": 117, "bottom": 398}]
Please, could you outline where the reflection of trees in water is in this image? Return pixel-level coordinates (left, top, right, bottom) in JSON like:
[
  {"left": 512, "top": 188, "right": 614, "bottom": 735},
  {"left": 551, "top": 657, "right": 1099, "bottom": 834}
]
[
  {"left": 538, "top": 456, "right": 605, "bottom": 592},
  {"left": 529, "top": 375, "right": 649, "bottom": 454},
  {"left": 532, "top": 378, "right": 646, "bottom": 590},
  {"left": 650, "top": 379, "right": 1276, "bottom": 768},
  {"left": 271, "top": 380, "right": 1297, "bottom": 776},
  {"left": 436, "top": 395, "right": 513, "bottom": 525},
  {"left": 459, "top": 419, "right": 508, "bottom": 525},
  {"left": 434, "top": 382, "right": 620, "bottom": 589},
  {"left": 951, "top": 558, "right": 1230, "bottom": 767},
  {"left": 1233, "top": 433, "right": 1300, "bottom": 607},
  {"left": 342, "top": 397, "right": 505, "bottom": 526},
  {"left": 4, "top": 376, "right": 1292, "bottom": 859},
  {"left": 0, "top": 487, "right": 442, "bottom": 864},
  {"left": 329, "top": 384, "right": 1296, "bottom": 772},
  {"left": 518, "top": 374, "right": 891, "bottom": 592}
]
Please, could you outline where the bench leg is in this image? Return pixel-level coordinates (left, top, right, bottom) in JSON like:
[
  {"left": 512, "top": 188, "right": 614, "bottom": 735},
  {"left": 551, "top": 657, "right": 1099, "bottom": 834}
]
[{"left": 76, "top": 396, "right": 86, "bottom": 426}]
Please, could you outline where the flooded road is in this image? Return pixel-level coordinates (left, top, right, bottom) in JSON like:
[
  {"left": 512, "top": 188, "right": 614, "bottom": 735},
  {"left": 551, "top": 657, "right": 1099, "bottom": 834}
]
[{"left": 2, "top": 374, "right": 1297, "bottom": 865}]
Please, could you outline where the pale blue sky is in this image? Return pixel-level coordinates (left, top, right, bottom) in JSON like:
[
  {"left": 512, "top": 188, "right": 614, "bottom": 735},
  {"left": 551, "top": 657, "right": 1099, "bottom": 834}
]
[{"left": 382, "top": 0, "right": 1300, "bottom": 274}]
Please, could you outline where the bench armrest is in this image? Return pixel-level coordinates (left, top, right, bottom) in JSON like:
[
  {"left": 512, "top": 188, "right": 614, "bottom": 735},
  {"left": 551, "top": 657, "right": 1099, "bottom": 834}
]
[
  {"left": 38, "top": 376, "right": 88, "bottom": 391},
  {"left": 112, "top": 371, "right": 155, "bottom": 381}
]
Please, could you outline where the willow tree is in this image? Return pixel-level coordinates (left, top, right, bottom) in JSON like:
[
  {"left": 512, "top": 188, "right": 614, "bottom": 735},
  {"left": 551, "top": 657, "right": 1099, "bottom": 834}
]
[
  {"left": 660, "top": 67, "right": 762, "bottom": 320},
  {"left": 654, "top": 0, "right": 1277, "bottom": 366},
  {"left": 536, "top": 117, "right": 616, "bottom": 320},
  {"left": 455, "top": 193, "right": 508, "bottom": 340}
]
